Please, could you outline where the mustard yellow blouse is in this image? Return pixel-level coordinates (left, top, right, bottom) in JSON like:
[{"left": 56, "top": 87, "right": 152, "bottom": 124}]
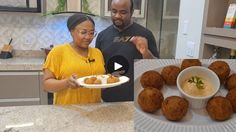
[{"left": 43, "top": 43, "right": 105, "bottom": 105}]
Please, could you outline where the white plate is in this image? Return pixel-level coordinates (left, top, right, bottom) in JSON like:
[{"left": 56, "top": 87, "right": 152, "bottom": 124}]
[
  {"left": 134, "top": 59, "right": 236, "bottom": 132},
  {"left": 77, "top": 75, "right": 129, "bottom": 89}
]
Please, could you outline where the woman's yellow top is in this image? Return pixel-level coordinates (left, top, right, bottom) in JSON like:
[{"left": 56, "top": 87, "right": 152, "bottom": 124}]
[{"left": 43, "top": 43, "right": 105, "bottom": 105}]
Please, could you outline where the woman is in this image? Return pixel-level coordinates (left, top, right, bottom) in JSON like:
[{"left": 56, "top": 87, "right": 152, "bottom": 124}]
[{"left": 43, "top": 14, "right": 105, "bottom": 105}]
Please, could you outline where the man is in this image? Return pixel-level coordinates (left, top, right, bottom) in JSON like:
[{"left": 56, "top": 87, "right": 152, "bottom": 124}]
[{"left": 96, "top": 0, "right": 159, "bottom": 102}]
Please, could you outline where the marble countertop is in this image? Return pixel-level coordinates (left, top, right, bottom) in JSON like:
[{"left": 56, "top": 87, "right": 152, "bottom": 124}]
[
  {"left": 0, "top": 102, "right": 134, "bottom": 132},
  {"left": 0, "top": 57, "right": 44, "bottom": 71}
]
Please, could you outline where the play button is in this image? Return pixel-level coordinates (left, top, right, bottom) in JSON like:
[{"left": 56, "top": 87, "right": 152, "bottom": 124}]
[
  {"left": 107, "top": 55, "right": 129, "bottom": 75},
  {"left": 114, "top": 62, "right": 122, "bottom": 70}
]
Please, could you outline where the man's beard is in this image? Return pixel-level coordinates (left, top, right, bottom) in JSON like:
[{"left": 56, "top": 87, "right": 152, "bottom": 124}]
[{"left": 113, "top": 19, "right": 126, "bottom": 29}]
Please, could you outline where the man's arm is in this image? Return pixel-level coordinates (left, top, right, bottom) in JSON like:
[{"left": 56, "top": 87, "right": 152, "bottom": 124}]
[{"left": 130, "top": 36, "right": 158, "bottom": 59}]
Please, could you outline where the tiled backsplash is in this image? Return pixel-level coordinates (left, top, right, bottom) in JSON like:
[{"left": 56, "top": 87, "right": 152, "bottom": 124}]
[
  {"left": 0, "top": 0, "right": 146, "bottom": 51},
  {"left": 0, "top": 12, "right": 111, "bottom": 50}
]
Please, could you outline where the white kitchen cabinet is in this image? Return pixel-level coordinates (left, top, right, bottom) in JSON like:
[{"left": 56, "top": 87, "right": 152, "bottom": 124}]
[
  {"left": 0, "top": 71, "right": 48, "bottom": 106},
  {"left": 0, "top": 0, "right": 43, "bottom": 13}
]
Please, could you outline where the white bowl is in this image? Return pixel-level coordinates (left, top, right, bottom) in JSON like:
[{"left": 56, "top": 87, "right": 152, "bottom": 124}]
[{"left": 177, "top": 66, "right": 220, "bottom": 109}]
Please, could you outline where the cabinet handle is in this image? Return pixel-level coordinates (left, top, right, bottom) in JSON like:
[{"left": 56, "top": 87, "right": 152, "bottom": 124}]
[
  {"left": 0, "top": 72, "right": 38, "bottom": 75},
  {"left": 0, "top": 98, "right": 40, "bottom": 103}
]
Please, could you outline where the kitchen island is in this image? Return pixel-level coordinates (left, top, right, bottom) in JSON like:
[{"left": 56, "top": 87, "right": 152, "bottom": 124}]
[{"left": 0, "top": 102, "right": 134, "bottom": 132}]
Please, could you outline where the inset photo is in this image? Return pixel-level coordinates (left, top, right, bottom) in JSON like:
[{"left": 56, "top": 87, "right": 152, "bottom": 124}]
[{"left": 134, "top": 59, "right": 236, "bottom": 132}]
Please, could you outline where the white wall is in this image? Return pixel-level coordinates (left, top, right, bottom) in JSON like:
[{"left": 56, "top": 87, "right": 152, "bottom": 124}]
[{"left": 175, "top": 0, "right": 205, "bottom": 59}]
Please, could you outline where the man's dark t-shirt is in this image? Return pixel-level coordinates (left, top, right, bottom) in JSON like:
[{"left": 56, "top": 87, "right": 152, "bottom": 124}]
[{"left": 96, "top": 22, "right": 159, "bottom": 102}]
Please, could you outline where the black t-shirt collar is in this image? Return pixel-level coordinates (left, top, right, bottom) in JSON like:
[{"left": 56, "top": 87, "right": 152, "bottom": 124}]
[{"left": 113, "top": 21, "right": 134, "bottom": 32}]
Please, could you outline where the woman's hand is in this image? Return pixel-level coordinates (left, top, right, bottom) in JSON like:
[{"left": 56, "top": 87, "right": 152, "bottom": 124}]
[{"left": 66, "top": 74, "right": 81, "bottom": 88}]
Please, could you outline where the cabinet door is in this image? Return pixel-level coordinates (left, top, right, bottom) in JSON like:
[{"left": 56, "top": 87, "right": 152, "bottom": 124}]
[
  {"left": 39, "top": 72, "right": 48, "bottom": 105},
  {"left": 0, "top": 72, "right": 40, "bottom": 106}
]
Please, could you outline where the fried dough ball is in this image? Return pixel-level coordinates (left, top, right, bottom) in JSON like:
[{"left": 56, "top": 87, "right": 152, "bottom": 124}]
[
  {"left": 84, "top": 77, "right": 101, "bottom": 84},
  {"left": 206, "top": 96, "right": 233, "bottom": 121},
  {"left": 140, "top": 70, "right": 164, "bottom": 89},
  {"left": 226, "top": 88, "right": 236, "bottom": 112},
  {"left": 161, "top": 65, "right": 181, "bottom": 85},
  {"left": 225, "top": 74, "right": 236, "bottom": 90},
  {"left": 107, "top": 75, "right": 120, "bottom": 83},
  {"left": 161, "top": 96, "right": 189, "bottom": 121},
  {"left": 208, "top": 61, "right": 230, "bottom": 84},
  {"left": 90, "top": 77, "right": 97, "bottom": 82},
  {"left": 84, "top": 77, "right": 95, "bottom": 84},
  {"left": 93, "top": 79, "right": 102, "bottom": 84},
  {"left": 181, "top": 59, "right": 202, "bottom": 71},
  {"left": 138, "top": 87, "right": 164, "bottom": 113}
]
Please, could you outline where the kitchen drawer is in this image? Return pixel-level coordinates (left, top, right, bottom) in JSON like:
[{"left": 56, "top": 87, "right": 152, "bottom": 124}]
[{"left": 0, "top": 72, "right": 40, "bottom": 99}]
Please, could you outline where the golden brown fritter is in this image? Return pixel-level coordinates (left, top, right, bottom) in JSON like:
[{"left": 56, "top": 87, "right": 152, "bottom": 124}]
[
  {"left": 84, "top": 77, "right": 95, "bottom": 84},
  {"left": 206, "top": 96, "right": 233, "bottom": 121},
  {"left": 90, "top": 77, "right": 97, "bottom": 82},
  {"left": 161, "top": 65, "right": 181, "bottom": 85},
  {"left": 107, "top": 75, "right": 120, "bottom": 83},
  {"left": 208, "top": 61, "right": 230, "bottom": 84},
  {"left": 226, "top": 73, "right": 236, "bottom": 90},
  {"left": 84, "top": 77, "right": 102, "bottom": 84},
  {"left": 226, "top": 88, "right": 236, "bottom": 113},
  {"left": 93, "top": 79, "right": 102, "bottom": 84},
  {"left": 138, "top": 87, "right": 164, "bottom": 113},
  {"left": 181, "top": 59, "right": 202, "bottom": 71},
  {"left": 140, "top": 70, "right": 164, "bottom": 89},
  {"left": 161, "top": 96, "right": 189, "bottom": 121}
]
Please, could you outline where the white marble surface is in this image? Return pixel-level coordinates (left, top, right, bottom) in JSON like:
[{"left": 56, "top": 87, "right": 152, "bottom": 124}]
[
  {"left": 0, "top": 102, "right": 134, "bottom": 132},
  {"left": 0, "top": 57, "right": 44, "bottom": 71}
]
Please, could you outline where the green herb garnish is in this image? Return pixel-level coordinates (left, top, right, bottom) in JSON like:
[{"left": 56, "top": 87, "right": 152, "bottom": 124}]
[{"left": 188, "top": 76, "right": 204, "bottom": 89}]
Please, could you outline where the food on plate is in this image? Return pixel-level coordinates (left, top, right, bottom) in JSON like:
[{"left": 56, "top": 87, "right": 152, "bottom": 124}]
[
  {"left": 206, "top": 96, "right": 233, "bottom": 121},
  {"left": 136, "top": 60, "right": 235, "bottom": 123},
  {"left": 208, "top": 60, "right": 230, "bottom": 84},
  {"left": 107, "top": 74, "right": 120, "bottom": 83},
  {"left": 93, "top": 79, "right": 102, "bottom": 84},
  {"left": 83, "top": 74, "right": 121, "bottom": 85},
  {"left": 226, "top": 88, "right": 236, "bottom": 112},
  {"left": 161, "top": 96, "right": 189, "bottom": 121},
  {"left": 84, "top": 76, "right": 102, "bottom": 84},
  {"left": 225, "top": 73, "right": 236, "bottom": 90},
  {"left": 161, "top": 65, "right": 180, "bottom": 85},
  {"left": 90, "top": 76, "right": 97, "bottom": 81},
  {"left": 180, "top": 59, "right": 202, "bottom": 70},
  {"left": 181, "top": 76, "right": 214, "bottom": 97},
  {"left": 84, "top": 77, "right": 95, "bottom": 84},
  {"left": 140, "top": 70, "right": 164, "bottom": 89},
  {"left": 138, "top": 87, "right": 164, "bottom": 113}
]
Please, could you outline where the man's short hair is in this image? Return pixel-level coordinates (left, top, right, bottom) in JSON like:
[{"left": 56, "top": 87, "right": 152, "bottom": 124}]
[{"left": 111, "top": 0, "right": 134, "bottom": 11}]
